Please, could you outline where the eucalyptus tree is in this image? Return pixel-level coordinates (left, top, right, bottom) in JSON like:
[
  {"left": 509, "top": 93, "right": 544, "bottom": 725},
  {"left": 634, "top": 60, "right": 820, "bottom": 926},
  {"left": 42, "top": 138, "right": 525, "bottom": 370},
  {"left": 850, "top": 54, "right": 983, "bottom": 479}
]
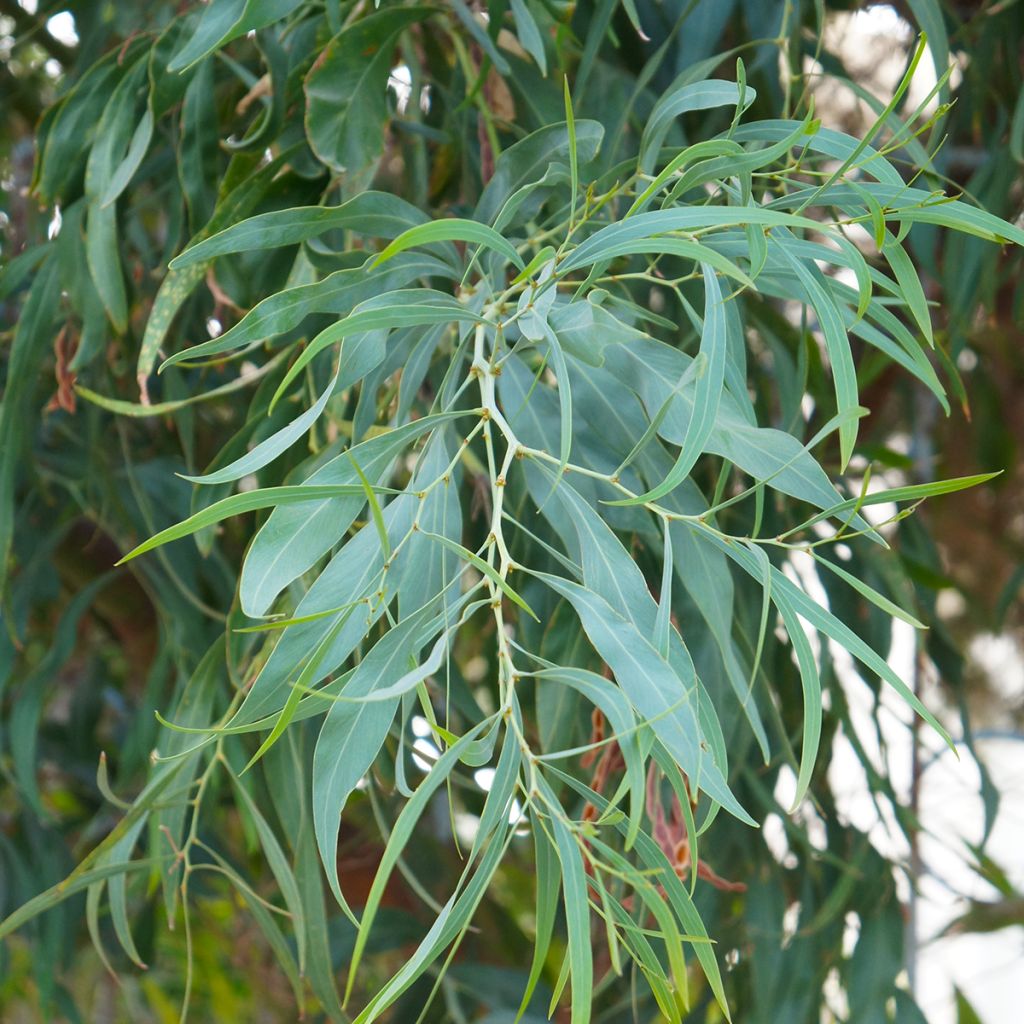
[{"left": 1, "top": 1, "right": 1021, "bottom": 1021}]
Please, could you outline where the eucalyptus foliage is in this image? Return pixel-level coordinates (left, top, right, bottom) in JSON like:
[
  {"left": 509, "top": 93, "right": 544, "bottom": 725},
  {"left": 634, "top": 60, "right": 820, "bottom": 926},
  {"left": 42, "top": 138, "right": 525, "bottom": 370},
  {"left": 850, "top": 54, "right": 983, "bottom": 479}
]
[{"left": 1, "top": 2, "right": 1022, "bottom": 1022}]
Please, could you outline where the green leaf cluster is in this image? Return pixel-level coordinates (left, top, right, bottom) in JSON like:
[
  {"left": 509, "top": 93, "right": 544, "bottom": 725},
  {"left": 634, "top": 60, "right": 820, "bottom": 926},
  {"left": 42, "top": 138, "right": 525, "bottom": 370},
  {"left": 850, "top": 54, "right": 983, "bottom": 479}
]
[{"left": 1, "top": 2, "right": 1020, "bottom": 1021}]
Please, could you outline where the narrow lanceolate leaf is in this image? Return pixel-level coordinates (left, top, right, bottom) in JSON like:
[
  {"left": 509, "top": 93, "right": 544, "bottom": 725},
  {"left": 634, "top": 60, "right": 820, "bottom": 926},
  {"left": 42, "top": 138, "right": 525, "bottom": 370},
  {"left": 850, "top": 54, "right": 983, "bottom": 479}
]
[
  {"left": 547, "top": 802, "right": 592, "bottom": 1024},
  {"left": 797, "top": 34, "right": 928, "bottom": 210},
  {"left": 587, "top": 836, "right": 690, "bottom": 1003},
  {"left": 812, "top": 552, "right": 925, "bottom": 628},
  {"left": 226, "top": 767, "right": 306, "bottom": 972},
  {"left": 882, "top": 233, "right": 934, "bottom": 347},
  {"left": 778, "top": 243, "right": 859, "bottom": 470},
  {"left": 550, "top": 767, "right": 730, "bottom": 1018},
  {"left": 540, "top": 320, "right": 573, "bottom": 484},
  {"left": 0, "top": 257, "right": 59, "bottom": 594},
  {"left": 159, "top": 253, "right": 447, "bottom": 371},
  {"left": 510, "top": 0, "right": 547, "bottom": 74},
  {"left": 136, "top": 147, "right": 299, "bottom": 395},
  {"left": 528, "top": 462, "right": 766, "bottom": 763},
  {"left": 614, "top": 355, "right": 707, "bottom": 477},
  {"left": 467, "top": 729, "right": 520, "bottom": 863},
  {"left": 780, "top": 473, "right": 1000, "bottom": 538},
  {"left": 344, "top": 717, "right": 492, "bottom": 1001},
  {"left": 655, "top": 525, "right": 674, "bottom": 660},
  {"left": 169, "top": 192, "right": 434, "bottom": 268},
  {"left": 270, "top": 290, "right": 486, "bottom": 407},
  {"left": 475, "top": 120, "right": 604, "bottom": 227},
  {"left": 612, "top": 266, "right": 726, "bottom": 505},
  {"left": 371, "top": 219, "right": 525, "bottom": 271},
  {"left": 772, "top": 590, "right": 822, "bottom": 811},
  {"left": 532, "top": 571, "right": 755, "bottom": 825},
  {"left": 349, "top": 451, "right": 391, "bottom": 561},
  {"left": 534, "top": 667, "right": 645, "bottom": 848},
  {"left": 232, "top": 500, "right": 412, "bottom": 727},
  {"left": 560, "top": 207, "right": 827, "bottom": 275},
  {"left": 84, "top": 194, "right": 127, "bottom": 327},
  {"left": 706, "top": 532, "right": 954, "bottom": 750},
  {"left": 639, "top": 80, "right": 757, "bottom": 173},
  {"left": 586, "top": 237, "right": 755, "bottom": 290},
  {"left": 771, "top": 181, "right": 1024, "bottom": 247},
  {"left": 599, "top": 339, "right": 877, "bottom": 536},
  {"left": 117, "top": 483, "right": 395, "bottom": 563},
  {"left": 243, "top": 614, "right": 363, "bottom": 771},
  {"left": 0, "top": 859, "right": 169, "bottom": 941},
  {"left": 516, "top": 822, "right": 561, "bottom": 1022},
  {"left": 192, "top": 370, "right": 340, "bottom": 484},
  {"left": 100, "top": 104, "right": 153, "bottom": 207},
  {"left": 628, "top": 138, "right": 743, "bottom": 217},
  {"left": 513, "top": 246, "right": 557, "bottom": 287},
  {"left": 84, "top": 57, "right": 147, "bottom": 334},
  {"left": 311, "top": 617, "right": 424, "bottom": 917},
  {"left": 564, "top": 76, "right": 578, "bottom": 230},
  {"left": 667, "top": 115, "right": 821, "bottom": 207},
  {"left": 240, "top": 411, "right": 469, "bottom": 617},
  {"left": 351, "top": 822, "right": 513, "bottom": 1023},
  {"left": 344, "top": 630, "right": 448, "bottom": 704},
  {"left": 136, "top": 264, "right": 206, "bottom": 397},
  {"left": 93, "top": 815, "right": 149, "bottom": 969},
  {"left": 420, "top": 532, "right": 539, "bottom": 621}
]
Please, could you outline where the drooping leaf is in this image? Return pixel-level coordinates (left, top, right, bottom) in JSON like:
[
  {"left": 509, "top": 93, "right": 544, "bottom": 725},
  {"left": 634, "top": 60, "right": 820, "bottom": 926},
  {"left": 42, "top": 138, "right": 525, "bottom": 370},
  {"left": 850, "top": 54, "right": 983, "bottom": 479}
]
[
  {"left": 169, "top": 0, "right": 302, "bottom": 72},
  {"left": 532, "top": 571, "right": 755, "bottom": 825},
  {"left": 170, "top": 192, "right": 439, "bottom": 268},
  {"left": 305, "top": 8, "right": 433, "bottom": 180},
  {"left": 612, "top": 265, "right": 726, "bottom": 504},
  {"left": 639, "top": 79, "right": 757, "bottom": 173}
]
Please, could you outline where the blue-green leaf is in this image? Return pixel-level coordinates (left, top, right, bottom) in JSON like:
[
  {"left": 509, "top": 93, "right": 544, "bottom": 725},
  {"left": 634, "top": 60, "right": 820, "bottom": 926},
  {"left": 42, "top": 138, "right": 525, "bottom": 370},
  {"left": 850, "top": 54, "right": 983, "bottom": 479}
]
[
  {"left": 531, "top": 571, "right": 754, "bottom": 825},
  {"left": 170, "top": 192, "right": 439, "bottom": 268},
  {"left": 612, "top": 265, "right": 726, "bottom": 504},
  {"left": 640, "top": 80, "right": 757, "bottom": 173}
]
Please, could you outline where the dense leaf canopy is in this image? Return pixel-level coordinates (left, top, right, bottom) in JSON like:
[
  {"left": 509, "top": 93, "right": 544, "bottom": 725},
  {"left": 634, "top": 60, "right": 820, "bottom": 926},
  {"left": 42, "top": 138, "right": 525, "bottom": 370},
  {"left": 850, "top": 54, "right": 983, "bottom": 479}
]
[{"left": 1, "top": 1, "right": 1022, "bottom": 1021}]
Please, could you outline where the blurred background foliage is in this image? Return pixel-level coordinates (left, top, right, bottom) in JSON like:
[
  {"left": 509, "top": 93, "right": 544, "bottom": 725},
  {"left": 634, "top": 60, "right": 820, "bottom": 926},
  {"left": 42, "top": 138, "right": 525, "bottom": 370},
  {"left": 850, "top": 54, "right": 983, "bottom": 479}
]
[{"left": 0, "top": 1, "right": 1022, "bottom": 1021}]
